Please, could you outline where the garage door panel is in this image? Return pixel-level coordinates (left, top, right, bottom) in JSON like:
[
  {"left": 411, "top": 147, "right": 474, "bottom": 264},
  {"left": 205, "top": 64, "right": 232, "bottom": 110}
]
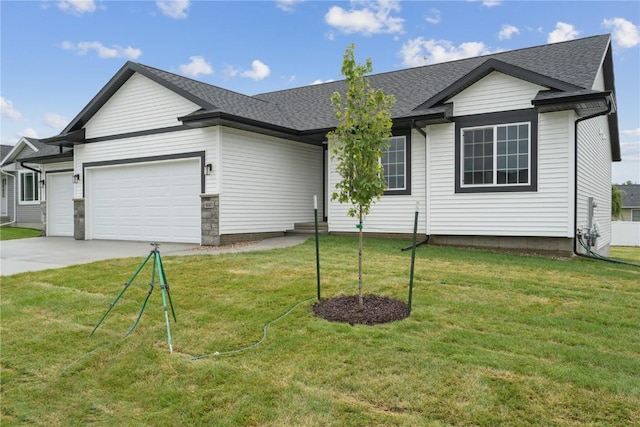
[{"left": 89, "top": 159, "right": 201, "bottom": 243}]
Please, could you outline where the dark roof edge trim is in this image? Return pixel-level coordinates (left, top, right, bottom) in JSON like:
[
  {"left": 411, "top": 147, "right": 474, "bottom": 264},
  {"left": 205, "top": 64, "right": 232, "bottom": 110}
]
[
  {"left": 531, "top": 90, "right": 612, "bottom": 106},
  {"left": 178, "top": 111, "right": 327, "bottom": 145},
  {"left": 40, "top": 129, "right": 86, "bottom": 147},
  {"left": 16, "top": 152, "right": 74, "bottom": 165}
]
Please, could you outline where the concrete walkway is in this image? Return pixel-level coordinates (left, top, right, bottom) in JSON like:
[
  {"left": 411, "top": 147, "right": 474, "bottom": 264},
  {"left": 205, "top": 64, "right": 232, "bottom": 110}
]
[{"left": 0, "top": 236, "right": 309, "bottom": 276}]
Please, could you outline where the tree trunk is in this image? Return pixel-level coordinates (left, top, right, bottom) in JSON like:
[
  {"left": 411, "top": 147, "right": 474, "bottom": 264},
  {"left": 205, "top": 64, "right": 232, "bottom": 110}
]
[{"left": 358, "top": 209, "right": 363, "bottom": 310}]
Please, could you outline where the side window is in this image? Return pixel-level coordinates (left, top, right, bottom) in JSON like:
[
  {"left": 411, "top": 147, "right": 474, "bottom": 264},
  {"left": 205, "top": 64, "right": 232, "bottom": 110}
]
[
  {"left": 382, "top": 136, "right": 406, "bottom": 191},
  {"left": 382, "top": 131, "right": 411, "bottom": 195},
  {"left": 19, "top": 171, "right": 40, "bottom": 204}
]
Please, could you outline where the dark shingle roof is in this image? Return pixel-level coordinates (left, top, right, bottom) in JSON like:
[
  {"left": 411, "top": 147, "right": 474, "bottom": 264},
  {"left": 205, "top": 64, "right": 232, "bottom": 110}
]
[
  {"left": 48, "top": 33, "right": 617, "bottom": 157},
  {"left": 0, "top": 144, "right": 12, "bottom": 162},
  {"left": 616, "top": 185, "right": 640, "bottom": 208},
  {"left": 254, "top": 34, "right": 611, "bottom": 131}
]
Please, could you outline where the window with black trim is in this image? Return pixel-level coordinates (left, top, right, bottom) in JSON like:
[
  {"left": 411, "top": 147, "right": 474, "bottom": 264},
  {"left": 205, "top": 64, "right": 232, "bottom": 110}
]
[
  {"left": 462, "top": 122, "right": 530, "bottom": 187},
  {"left": 382, "top": 131, "right": 411, "bottom": 195},
  {"left": 19, "top": 171, "right": 39, "bottom": 204},
  {"left": 455, "top": 109, "right": 537, "bottom": 193}
]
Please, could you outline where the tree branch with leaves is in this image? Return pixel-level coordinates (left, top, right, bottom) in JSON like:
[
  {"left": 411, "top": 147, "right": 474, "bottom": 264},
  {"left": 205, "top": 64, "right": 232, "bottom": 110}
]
[{"left": 327, "top": 44, "right": 396, "bottom": 309}]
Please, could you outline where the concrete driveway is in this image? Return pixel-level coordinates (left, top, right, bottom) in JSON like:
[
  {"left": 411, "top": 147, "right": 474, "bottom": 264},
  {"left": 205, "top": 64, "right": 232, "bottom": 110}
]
[{"left": 0, "top": 236, "right": 308, "bottom": 276}]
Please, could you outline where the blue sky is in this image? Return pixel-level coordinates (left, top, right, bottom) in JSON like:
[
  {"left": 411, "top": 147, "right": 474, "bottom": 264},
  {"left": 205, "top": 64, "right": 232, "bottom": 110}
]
[{"left": 1, "top": 0, "right": 638, "bottom": 183}]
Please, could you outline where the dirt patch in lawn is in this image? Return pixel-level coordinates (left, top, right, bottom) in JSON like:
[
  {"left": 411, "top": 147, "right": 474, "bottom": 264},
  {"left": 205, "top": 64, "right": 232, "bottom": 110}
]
[{"left": 313, "top": 294, "right": 409, "bottom": 325}]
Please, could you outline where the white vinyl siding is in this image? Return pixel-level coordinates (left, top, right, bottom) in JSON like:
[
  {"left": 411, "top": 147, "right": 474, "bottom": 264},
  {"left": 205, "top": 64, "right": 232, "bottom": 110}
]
[
  {"left": 74, "top": 127, "right": 218, "bottom": 199},
  {"left": 449, "top": 71, "right": 546, "bottom": 116},
  {"left": 84, "top": 73, "right": 200, "bottom": 139},
  {"left": 46, "top": 171, "right": 74, "bottom": 236},
  {"left": 427, "top": 111, "right": 574, "bottom": 237},
  {"left": 219, "top": 128, "right": 323, "bottom": 234},
  {"left": 329, "top": 129, "right": 426, "bottom": 234},
  {"left": 576, "top": 113, "right": 612, "bottom": 252}
]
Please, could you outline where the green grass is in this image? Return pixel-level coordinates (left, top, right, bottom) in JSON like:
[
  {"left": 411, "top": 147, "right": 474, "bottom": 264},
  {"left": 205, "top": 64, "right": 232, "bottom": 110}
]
[
  {"left": 1, "top": 236, "right": 639, "bottom": 426},
  {"left": 0, "top": 226, "right": 42, "bottom": 240},
  {"left": 611, "top": 246, "right": 640, "bottom": 264}
]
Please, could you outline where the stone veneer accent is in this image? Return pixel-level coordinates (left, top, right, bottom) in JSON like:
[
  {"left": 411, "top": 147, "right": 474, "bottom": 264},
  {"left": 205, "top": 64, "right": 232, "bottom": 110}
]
[
  {"left": 40, "top": 201, "right": 47, "bottom": 235},
  {"left": 201, "top": 194, "right": 220, "bottom": 246},
  {"left": 73, "top": 198, "right": 85, "bottom": 240}
]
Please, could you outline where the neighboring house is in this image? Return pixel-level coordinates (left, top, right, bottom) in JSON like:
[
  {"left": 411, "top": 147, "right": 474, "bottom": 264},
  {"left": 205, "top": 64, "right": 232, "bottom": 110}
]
[
  {"left": 0, "top": 137, "right": 71, "bottom": 230},
  {"left": 27, "top": 34, "right": 620, "bottom": 256},
  {"left": 615, "top": 184, "right": 640, "bottom": 221}
]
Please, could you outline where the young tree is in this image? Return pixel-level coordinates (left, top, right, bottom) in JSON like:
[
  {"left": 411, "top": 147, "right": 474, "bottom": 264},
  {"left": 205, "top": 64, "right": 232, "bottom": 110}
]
[{"left": 327, "top": 44, "right": 396, "bottom": 309}]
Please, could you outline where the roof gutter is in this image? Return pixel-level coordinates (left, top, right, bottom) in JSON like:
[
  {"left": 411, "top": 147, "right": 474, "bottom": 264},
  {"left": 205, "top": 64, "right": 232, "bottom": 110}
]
[{"left": 19, "top": 161, "right": 42, "bottom": 176}]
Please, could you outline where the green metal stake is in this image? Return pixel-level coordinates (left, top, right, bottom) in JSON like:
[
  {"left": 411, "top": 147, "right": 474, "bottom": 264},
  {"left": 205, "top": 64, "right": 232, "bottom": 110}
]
[
  {"left": 408, "top": 202, "right": 419, "bottom": 315},
  {"left": 314, "top": 195, "right": 321, "bottom": 300}
]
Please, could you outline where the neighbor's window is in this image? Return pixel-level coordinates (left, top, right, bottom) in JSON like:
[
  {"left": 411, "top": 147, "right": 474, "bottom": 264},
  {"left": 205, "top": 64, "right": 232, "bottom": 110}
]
[
  {"left": 462, "top": 122, "right": 530, "bottom": 188},
  {"left": 19, "top": 171, "right": 39, "bottom": 204},
  {"left": 382, "top": 135, "right": 407, "bottom": 191},
  {"left": 632, "top": 209, "right": 640, "bottom": 222}
]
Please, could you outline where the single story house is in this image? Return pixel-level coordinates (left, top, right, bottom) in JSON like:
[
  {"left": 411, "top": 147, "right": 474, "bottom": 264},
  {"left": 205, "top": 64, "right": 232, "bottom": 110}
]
[
  {"left": 1, "top": 137, "right": 72, "bottom": 230},
  {"left": 615, "top": 184, "right": 640, "bottom": 221},
  {"left": 21, "top": 34, "right": 620, "bottom": 256}
]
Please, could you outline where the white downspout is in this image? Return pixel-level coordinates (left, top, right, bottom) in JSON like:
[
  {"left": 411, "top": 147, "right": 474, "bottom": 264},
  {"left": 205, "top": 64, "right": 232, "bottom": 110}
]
[{"left": 0, "top": 169, "right": 17, "bottom": 226}]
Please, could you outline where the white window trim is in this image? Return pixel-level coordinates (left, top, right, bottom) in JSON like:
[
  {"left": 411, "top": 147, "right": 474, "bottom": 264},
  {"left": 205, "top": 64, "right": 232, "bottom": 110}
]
[
  {"left": 460, "top": 121, "right": 531, "bottom": 189},
  {"left": 382, "top": 135, "right": 407, "bottom": 191},
  {"left": 18, "top": 170, "right": 40, "bottom": 205},
  {"left": 631, "top": 209, "right": 640, "bottom": 222}
]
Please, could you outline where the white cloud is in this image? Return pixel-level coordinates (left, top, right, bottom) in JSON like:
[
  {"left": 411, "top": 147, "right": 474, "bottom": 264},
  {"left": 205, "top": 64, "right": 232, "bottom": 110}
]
[
  {"left": 57, "top": 0, "right": 96, "bottom": 15},
  {"left": 43, "top": 112, "right": 69, "bottom": 129},
  {"left": 325, "top": 0, "right": 404, "bottom": 36},
  {"left": 179, "top": 56, "right": 213, "bottom": 76},
  {"left": 621, "top": 128, "right": 640, "bottom": 137},
  {"left": 311, "top": 79, "right": 335, "bottom": 85},
  {"left": 400, "top": 37, "right": 495, "bottom": 67},
  {"left": 1, "top": 96, "right": 23, "bottom": 120},
  {"left": 156, "top": 0, "right": 190, "bottom": 19},
  {"left": 276, "top": 0, "right": 303, "bottom": 12},
  {"left": 425, "top": 8, "right": 440, "bottom": 25},
  {"left": 603, "top": 18, "right": 639, "bottom": 48},
  {"left": 62, "top": 41, "right": 142, "bottom": 59},
  {"left": 482, "top": 0, "right": 501, "bottom": 7},
  {"left": 241, "top": 60, "right": 271, "bottom": 81},
  {"left": 499, "top": 24, "right": 519, "bottom": 40},
  {"left": 547, "top": 22, "right": 579, "bottom": 43},
  {"left": 21, "top": 128, "right": 39, "bottom": 138}
]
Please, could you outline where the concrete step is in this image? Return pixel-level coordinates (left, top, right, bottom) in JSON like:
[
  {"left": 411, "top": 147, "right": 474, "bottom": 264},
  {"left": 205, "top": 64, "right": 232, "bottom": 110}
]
[{"left": 287, "top": 221, "right": 328, "bottom": 235}]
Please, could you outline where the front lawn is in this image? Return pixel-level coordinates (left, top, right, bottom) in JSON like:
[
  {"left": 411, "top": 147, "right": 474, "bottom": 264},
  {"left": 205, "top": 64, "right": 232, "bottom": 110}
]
[
  {"left": 0, "top": 226, "right": 41, "bottom": 241},
  {"left": 1, "top": 236, "right": 638, "bottom": 426}
]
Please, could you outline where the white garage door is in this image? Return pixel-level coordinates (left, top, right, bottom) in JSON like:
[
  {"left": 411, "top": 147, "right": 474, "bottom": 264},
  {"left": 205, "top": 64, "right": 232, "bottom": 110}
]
[
  {"left": 47, "top": 172, "right": 74, "bottom": 236},
  {"left": 88, "top": 159, "right": 201, "bottom": 243}
]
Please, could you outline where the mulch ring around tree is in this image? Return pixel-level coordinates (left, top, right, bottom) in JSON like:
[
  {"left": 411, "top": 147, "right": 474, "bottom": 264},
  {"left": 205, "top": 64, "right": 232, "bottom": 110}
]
[{"left": 313, "top": 294, "right": 409, "bottom": 325}]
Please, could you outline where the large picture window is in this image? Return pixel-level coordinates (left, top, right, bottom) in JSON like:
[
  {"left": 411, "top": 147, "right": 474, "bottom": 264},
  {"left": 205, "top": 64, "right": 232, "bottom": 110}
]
[
  {"left": 462, "top": 122, "right": 530, "bottom": 187},
  {"left": 455, "top": 109, "right": 538, "bottom": 193},
  {"left": 19, "top": 171, "right": 39, "bottom": 204}
]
